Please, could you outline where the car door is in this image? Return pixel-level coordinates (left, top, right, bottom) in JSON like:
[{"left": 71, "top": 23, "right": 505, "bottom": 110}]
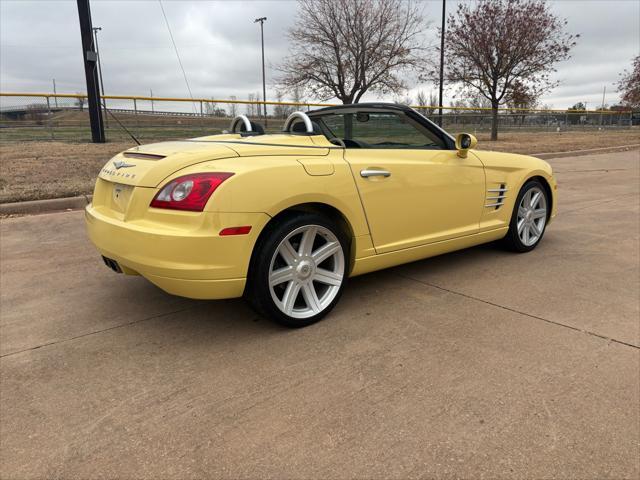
[{"left": 328, "top": 112, "right": 485, "bottom": 254}]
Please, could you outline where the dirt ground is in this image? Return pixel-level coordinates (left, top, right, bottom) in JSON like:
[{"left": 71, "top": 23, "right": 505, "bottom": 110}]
[{"left": 0, "top": 129, "right": 638, "bottom": 203}]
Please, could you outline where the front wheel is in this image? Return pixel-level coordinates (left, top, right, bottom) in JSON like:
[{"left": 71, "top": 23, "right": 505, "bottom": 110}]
[
  {"left": 503, "top": 180, "right": 549, "bottom": 252},
  {"left": 245, "top": 213, "right": 349, "bottom": 327}
]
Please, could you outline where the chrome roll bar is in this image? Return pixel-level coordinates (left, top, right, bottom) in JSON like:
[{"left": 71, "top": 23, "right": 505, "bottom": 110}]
[
  {"left": 230, "top": 115, "right": 252, "bottom": 133},
  {"left": 283, "top": 111, "right": 314, "bottom": 134}
]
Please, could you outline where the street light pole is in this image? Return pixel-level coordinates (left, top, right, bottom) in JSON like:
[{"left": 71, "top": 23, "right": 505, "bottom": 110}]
[
  {"left": 92, "top": 26, "right": 108, "bottom": 128},
  {"left": 438, "top": 0, "right": 446, "bottom": 127},
  {"left": 254, "top": 17, "right": 267, "bottom": 127}
]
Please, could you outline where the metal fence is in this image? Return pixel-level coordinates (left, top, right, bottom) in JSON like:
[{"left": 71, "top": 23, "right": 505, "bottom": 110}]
[{"left": 0, "top": 93, "right": 634, "bottom": 143}]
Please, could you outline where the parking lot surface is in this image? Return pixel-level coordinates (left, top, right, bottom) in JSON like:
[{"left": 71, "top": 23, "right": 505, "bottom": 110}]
[{"left": 1, "top": 150, "right": 639, "bottom": 479}]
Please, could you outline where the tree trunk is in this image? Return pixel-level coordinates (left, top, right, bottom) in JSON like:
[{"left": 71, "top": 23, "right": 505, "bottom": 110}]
[
  {"left": 339, "top": 94, "right": 354, "bottom": 104},
  {"left": 490, "top": 101, "right": 499, "bottom": 141}
]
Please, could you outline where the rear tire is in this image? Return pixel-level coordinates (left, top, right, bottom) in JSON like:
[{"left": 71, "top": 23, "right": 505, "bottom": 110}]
[
  {"left": 245, "top": 213, "right": 349, "bottom": 328},
  {"left": 503, "top": 179, "right": 549, "bottom": 252}
]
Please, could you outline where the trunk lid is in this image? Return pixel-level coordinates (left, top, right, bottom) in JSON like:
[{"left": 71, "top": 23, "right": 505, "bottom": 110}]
[
  {"left": 98, "top": 134, "right": 331, "bottom": 188},
  {"left": 98, "top": 141, "right": 239, "bottom": 188}
]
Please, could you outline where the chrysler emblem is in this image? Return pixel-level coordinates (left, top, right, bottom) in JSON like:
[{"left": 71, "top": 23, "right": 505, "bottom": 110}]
[{"left": 113, "top": 160, "right": 135, "bottom": 170}]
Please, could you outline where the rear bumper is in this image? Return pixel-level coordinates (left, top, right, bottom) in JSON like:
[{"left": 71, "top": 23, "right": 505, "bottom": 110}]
[{"left": 85, "top": 205, "right": 270, "bottom": 299}]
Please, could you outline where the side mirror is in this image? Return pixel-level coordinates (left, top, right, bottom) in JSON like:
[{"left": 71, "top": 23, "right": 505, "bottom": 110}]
[{"left": 455, "top": 133, "right": 477, "bottom": 158}]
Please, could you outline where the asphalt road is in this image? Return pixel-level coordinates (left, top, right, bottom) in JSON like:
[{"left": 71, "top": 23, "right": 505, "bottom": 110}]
[{"left": 1, "top": 150, "right": 639, "bottom": 479}]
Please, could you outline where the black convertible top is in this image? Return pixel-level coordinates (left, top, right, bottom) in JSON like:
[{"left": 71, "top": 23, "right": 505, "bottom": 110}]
[
  {"left": 308, "top": 102, "right": 456, "bottom": 150},
  {"left": 308, "top": 102, "right": 413, "bottom": 115}
]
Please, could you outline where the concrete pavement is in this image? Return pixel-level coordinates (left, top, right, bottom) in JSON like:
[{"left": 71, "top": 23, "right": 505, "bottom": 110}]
[{"left": 1, "top": 150, "right": 638, "bottom": 479}]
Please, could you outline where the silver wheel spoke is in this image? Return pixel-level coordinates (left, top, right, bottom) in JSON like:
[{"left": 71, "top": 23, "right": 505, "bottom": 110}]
[
  {"left": 281, "top": 281, "right": 301, "bottom": 315},
  {"left": 530, "top": 191, "right": 541, "bottom": 209},
  {"left": 269, "top": 266, "right": 294, "bottom": 287},
  {"left": 532, "top": 208, "right": 546, "bottom": 219},
  {"left": 311, "top": 241, "right": 340, "bottom": 264},
  {"left": 279, "top": 240, "right": 299, "bottom": 266},
  {"left": 517, "top": 218, "right": 526, "bottom": 234},
  {"left": 298, "top": 226, "right": 317, "bottom": 256},
  {"left": 313, "top": 268, "right": 342, "bottom": 286},
  {"left": 518, "top": 206, "right": 527, "bottom": 218},
  {"left": 301, "top": 283, "right": 321, "bottom": 313},
  {"left": 530, "top": 221, "right": 541, "bottom": 236},
  {"left": 524, "top": 190, "right": 533, "bottom": 208}
]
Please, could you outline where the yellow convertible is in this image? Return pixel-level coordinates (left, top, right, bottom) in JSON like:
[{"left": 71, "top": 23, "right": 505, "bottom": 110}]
[{"left": 86, "top": 103, "right": 557, "bottom": 327}]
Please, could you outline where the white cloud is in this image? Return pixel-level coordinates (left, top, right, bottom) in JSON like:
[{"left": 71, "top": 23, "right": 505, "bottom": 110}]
[{"left": 1, "top": 0, "right": 638, "bottom": 109}]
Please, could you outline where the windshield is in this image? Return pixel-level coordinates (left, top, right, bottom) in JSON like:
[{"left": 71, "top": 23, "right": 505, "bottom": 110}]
[{"left": 312, "top": 111, "right": 446, "bottom": 149}]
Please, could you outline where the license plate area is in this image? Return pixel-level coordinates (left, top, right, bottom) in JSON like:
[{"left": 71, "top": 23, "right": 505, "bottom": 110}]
[{"left": 109, "top": 182, "right": 134, "bottom": 214}]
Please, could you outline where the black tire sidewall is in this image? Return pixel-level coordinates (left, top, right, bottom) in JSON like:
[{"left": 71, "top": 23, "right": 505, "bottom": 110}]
[
  {"left": 246, "top": 213, "right": 350, "bottom": 327},
  {"left": 505, "top": 179, "right": 549, "bottom": 252}
]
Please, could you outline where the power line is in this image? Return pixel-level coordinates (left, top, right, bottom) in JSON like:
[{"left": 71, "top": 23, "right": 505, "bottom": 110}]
[{"left": 158, "top": 0, "right": 197, "bottom": 114}]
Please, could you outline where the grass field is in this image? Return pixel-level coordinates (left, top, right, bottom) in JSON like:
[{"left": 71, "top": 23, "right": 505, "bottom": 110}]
[{"left": 0, "top": 129, "right": 638, "bottom": 203}]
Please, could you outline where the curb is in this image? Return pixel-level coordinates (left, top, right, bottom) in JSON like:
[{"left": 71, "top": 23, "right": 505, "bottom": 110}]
[
  {"left": 533, "top": 144, "right": 640, "bottom": 159},
  {"left": 0, "top": 195, "right": 92, "bottom": 216},
  {"left": 1, "top": 144, "right": 638, "bottom": 217}
]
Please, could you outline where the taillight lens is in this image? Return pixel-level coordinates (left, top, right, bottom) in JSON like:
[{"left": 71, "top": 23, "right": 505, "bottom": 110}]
[{"left": 150, "top": 173, "right": 233, "bottom": 211}]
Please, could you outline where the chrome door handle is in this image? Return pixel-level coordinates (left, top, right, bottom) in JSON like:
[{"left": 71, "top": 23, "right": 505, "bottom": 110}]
[{"left": 360, "top": 169, "right": 391, "bottom": 178}]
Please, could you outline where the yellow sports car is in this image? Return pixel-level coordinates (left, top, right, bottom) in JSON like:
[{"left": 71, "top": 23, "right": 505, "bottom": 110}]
[{"left": 86, "top": 103, "right": 557, "bottom": 327}]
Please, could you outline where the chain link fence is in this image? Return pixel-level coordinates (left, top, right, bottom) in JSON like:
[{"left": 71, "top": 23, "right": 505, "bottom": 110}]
[{"left": 0, "top": 93, "right": 634, "bottom": 143}]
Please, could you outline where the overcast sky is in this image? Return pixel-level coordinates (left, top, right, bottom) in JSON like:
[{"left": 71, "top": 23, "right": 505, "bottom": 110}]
[{"left": 1, "top": 0, "right": 638, "bottom": 109}]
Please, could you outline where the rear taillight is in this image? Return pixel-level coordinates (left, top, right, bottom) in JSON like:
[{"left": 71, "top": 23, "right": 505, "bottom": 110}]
[{"left": 150, "top": 173, "right": 233, "bottom": 211}]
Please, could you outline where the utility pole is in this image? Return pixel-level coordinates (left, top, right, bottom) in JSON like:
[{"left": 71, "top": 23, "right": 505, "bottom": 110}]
[
  {"left": 254, "top": 17, "right": 267, "bottom": 127},
  {"left": 150, "top": 89, "right": 154, "bottom": 113},
  {"left": 92, "top": 26, "right": 108, "bottom": 128},
  {"left": 438, "top": 0, "right": 446, "bottom": 127},
  {"left": 600, "top": 85, "right": 606, "bottom": 126},
  {"left": 52, "top": 78, "right": 58, "bottom": 107},
  {"left": 77, "top": 0, "right": 105, "bottom": 142}
]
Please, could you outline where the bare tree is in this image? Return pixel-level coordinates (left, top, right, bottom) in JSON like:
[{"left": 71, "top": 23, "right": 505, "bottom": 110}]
[
  {"left": 277, "top": 0, "right": 426, "bottom": 104},
  {"left": 416, "top": 90, "right": 438, "bottom": 115},
  {"left": 204, "top": 97, "right": 226, "bottom": 117},
  {"left": 415, "top": 90, "right": 428, "bottom": 114},
  {"left": 617, "top": 55, "right": 640, "bottom": 108},
  {"left": 393, "top": 94, "right": 413, "bottom": 106},
  {"left": 255, "top": 91, "right": 264, "bottom": 118},
  {"left": 228, "top": 95, "right": 238, "bottom": 118},
  {"left": 291, "top": 87, "right": 304, "bottom": 109},
  {"left": 273, "top": 92, "right": 294, "bottom": 119},
  {"left": 246, "top": 93, "right": 256, "bottom": 117},
  {"left": 439, "top": 0, "right": 577, "bottom": 140}
]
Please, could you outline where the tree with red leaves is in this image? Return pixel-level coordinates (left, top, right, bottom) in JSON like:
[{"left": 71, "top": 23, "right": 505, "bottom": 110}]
[
  {"left": 617, "top": 56, "right": 640, "bottom": 109},
  {"left": 441, "top": 0, "right": 578, "bottom": 140}
]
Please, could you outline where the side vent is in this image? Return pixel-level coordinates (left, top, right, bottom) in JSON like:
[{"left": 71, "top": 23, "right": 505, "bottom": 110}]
[{"left": 485, "top": 183, "right": 508, "bottom": 210}]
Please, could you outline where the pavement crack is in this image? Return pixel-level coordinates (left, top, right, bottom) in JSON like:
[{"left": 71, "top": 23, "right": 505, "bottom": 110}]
[
  {"left": 0, "top": 306, "right": 196, "bottom": 358},
  {"left": 397, "top": 273, "right": 639, "bottom": 350}
]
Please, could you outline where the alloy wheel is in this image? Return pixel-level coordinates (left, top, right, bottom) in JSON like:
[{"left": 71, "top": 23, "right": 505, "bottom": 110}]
[
  {"left": 517, "top": 186, "right": 547, "bottom": 247},
  {"left": 268, "top": 225, "right": 345, "bottom": 319}
]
